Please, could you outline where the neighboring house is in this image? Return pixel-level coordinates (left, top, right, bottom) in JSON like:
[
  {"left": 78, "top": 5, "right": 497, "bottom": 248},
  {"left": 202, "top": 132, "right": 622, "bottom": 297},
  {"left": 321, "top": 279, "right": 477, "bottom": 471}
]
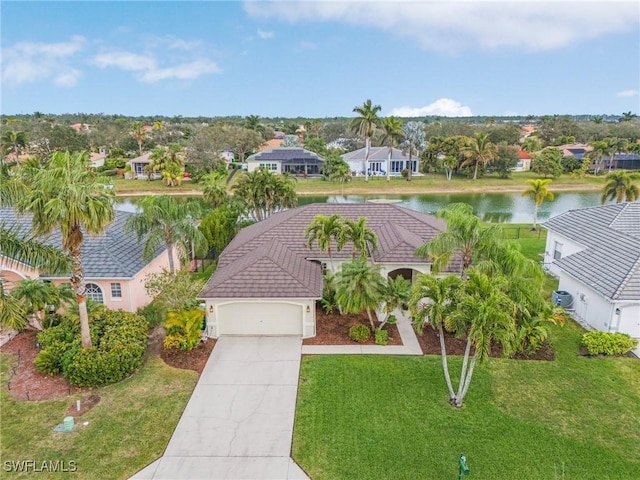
[
  {"left": 127, "top": 152, "right": 161, "bottom": 180},
  {"left": 0, "top": 208, "right": 178, "bottom": 312},
  {"left": 258, "top": 138, "right": 285, "bottom": 152},
  {"left": 543, "top": 203, "right": 640, "bottom": 354},
  {"left": 200, "top": 203, "right": 459, "bottom": 339},
  {"left": 557, "top": 143, "right": 640, "bottom": 171},
  {"left": 246, "top": 147, "right": 324, "bottom": 175},
  {"left": 70, "top": 123, "right": 91, "bottom": 132},
  {"left": 342, "top": 147, "right": 416, "bottom": 176},
  {"left": 89, "top": 151, "right": 107, "bottom": 168},
  {"left": 513, "top": 150, "right": 532, "bottom": 172}
]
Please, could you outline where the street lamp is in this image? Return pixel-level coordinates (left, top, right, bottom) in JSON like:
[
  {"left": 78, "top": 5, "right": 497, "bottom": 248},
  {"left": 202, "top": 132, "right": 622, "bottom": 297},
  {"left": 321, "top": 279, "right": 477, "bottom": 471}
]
[{"left": 458, "top": 454, "right": 470, "bottom": 480}]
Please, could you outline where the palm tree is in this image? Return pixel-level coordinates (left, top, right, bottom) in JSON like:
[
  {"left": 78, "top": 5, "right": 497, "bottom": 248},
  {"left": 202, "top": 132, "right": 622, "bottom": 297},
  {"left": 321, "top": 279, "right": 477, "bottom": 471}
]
[
  {"left": 305, "top": 214, "right": 345, "bottom": 272},
  {"left": 10, "top": 278, "right": 67, "bottom": 330},
  {"left": 130, "top": 121, "right": 147, "bottom": 156},
  {"left": 461, "top": 133, "right": 497, "bottom": 180},
  {"left": 0, "top": 282, "right": 25, "bottom": 331},
  {"left": 341, "top": 217, "right": 378, "bottom": 259},
  {"left": 201, "top": 169, "right": 228, "bottom": 208},
  {"left": 335, "top": 259, "right": 384, "bottom": 331},
  {"left": 379, "top": 274, "right": 411, "bottom": 329},
  {"left": 400, "top": 121, "right": 426, "bottom": 182},
  {"left": 619, "top": 111, "right": 638, "bottom": 122},
  {"left": 415, "top": 203, "right": 504, "bottom": 276},
  {"left": 17, "top": 151, "right": 115, "bottom": 348},
  {"left": 0, "top": 130, "right": 27, "bottom": 165},
  {"left": 232, "top": 168, "right": 297, "bottom": 222},
  {"left": 125, "top": 195, "right": 208, "bottom": 274},
  {"left": 329, "top": 161, "right": 352, "bottom": 196},
  {"left": 600, "top": 171, "right": 640, "bottom": 204},
  {"left": 522, "top": 179, "right": 555, "bottom": 231},
  {"left": 379, "top": 116, "right": 404, "bottom": 182},
  {"left": 589, "top": 141, "right": 608, "bottom": 175},
  {"left": 351, "top": 99, "right": 382, "bottom": 182},
  {"left": 447, "top": 269, "right": 516, "bottom": 407},
  {"left": 410, "top": 274, "right": 462, "bottom": 402},
  {"left": 604, "top": 137, "right": 626, "bottom": 170}
]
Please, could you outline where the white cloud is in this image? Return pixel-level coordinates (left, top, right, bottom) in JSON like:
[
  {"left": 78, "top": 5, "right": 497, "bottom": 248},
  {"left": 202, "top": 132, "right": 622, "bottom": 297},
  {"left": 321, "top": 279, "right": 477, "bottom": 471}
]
[
  {"left": 1, "top": 36, "right": 85, "bottom": 87},
  {"left": 257, "top": 29, "right": 274, "bottom": 39},
  {"left": 617, "top": 89, "right": 639, "bottom": 97},
  {"left": 390, "top": 98, "right": 473, "bottom": 117},
  {"left": 243, "top": 1, "right": 637, "bottom": 52},
  {"left": 92, "top": 51, "right": 220, "bottom": 83}
]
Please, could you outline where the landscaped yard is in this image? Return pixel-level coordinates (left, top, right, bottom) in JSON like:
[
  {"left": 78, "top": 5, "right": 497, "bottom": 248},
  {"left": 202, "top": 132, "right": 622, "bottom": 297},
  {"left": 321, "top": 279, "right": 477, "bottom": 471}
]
[
  {"left": 0, "top": 353, "right": 197, "bottom": 479},
  {"left": 292, "top": 321, "right": 640, "bottom": 480}
]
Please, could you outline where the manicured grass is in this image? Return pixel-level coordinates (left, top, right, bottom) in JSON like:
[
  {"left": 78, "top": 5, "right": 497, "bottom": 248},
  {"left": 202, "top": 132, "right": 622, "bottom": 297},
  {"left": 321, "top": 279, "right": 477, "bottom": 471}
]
[
  {"left": 0, "top": 355, "right": 197, "bottom": 479},
  {"left": 112, "top": 177, "right": 202, "bottom": 194},
  {"left": 296, "top": 172, "right": 605, "bottom": 196},
  {"left": 292, "top": 322, "right": 640, "bottom": 480}
]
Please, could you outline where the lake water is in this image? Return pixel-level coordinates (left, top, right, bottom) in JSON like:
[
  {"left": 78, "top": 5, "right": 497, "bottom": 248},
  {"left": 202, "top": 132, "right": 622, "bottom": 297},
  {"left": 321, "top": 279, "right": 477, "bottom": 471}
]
[{"left": 118, "top": 190, "right": 605, "bottom": 224}]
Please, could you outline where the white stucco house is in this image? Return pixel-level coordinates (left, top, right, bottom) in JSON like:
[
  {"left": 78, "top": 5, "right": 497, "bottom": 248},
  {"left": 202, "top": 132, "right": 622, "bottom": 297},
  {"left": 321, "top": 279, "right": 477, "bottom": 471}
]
[
  {"left": 199, "top": 203, "right": 459, "bottom": 339},
  {"left": 246, "top": 147, "right": 324, "bottom": 176},
  {"left": 543, "top": 203, "right": 640, "bottom": 356},
  {"left": 342, "top": 146, "right": 417, "bottom": 176}
]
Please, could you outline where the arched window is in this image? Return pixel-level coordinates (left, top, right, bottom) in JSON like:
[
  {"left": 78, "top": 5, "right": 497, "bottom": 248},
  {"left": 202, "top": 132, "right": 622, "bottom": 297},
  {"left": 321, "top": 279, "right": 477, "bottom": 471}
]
[{"left": 85, "top": 283, "right": 104, "bottom": 303}]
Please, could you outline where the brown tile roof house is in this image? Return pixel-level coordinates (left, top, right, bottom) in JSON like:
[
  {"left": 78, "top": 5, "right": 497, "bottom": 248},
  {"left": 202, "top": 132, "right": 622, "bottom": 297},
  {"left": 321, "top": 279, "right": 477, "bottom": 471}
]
[{"left": 200, "top": 203, "right": 452, "bottom": 339}]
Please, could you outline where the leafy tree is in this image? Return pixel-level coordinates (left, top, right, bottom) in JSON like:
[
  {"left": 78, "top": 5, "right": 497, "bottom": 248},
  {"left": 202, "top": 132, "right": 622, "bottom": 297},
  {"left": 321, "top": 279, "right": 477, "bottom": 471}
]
[
  {"left": 531, "top": 148, "right": 563, "bottom": 178},
  {"left": 522, "top": 179, "right": 555, "bottom": 230},
  {"left": 521, "top": 136, "right": 542, "bottom": 153},
  {"left": 492, "top": 142, "right": 519, "bottom": 178},
  {"left": 439, "top": 155, "right": 459, "bottom": 181},
  {"left": 125, "top": 195, "right": 208, "bottom": 274},
  {"left": 150, "top": 143, "right": 185, "bottom": 186},
  {"left": 487, "top": 124, "right": 521, "bottom": 145},
  {"left": 400, "top": 121, "right": 426, "bottom": 181},
  {"left": 232, "top": 168, "right": 297, "bottom": 221},
  {"left": 305, "top": 214, "right": 345, "bottom": 271},
  {"left": 351, "top": 99, "right": 382, "bottom": 182},
  {"left": 282, "top": 135, "right": 301, "bottom": 148},
  {"left": 41, "top": 125, "right": 90, "bottom": 155},
  {"left": 461, "top": 132, "right": 496, "bottom": 180},
  {"left": 379, "top": 116, "right": 404, "bottom": 182},
  {"left": 410, "top": 274, "right": 462, "bottom": 402},
  {"left": 244, "top": 114, "right": 265, "bottom": 137},
  {"left": 198, "top": 200, "right": 245, "bottom": 257},
  {"left": 600, "top": 171, "right": 640, "bottom": 204},
  {"left": 17, "top": 151, "right": 115, "bottom": 347},
  {"left": 185, "top": 125, "right": 229, "bottom": 172},
  {"left": 335, "top": 259, "right": 384, "bottom": 331},
  {"left": 341, "top": 217, "right": 378, "bottom": 259},
  {"left": 144, "top": 269, "right": 205, "bottom": 311},
  {"left": 415, "top": 203, "right": 503, "bottom": 275},
  {"left": 230, "top": 126, "right": 264, "bottom": 162},
  {"left": 302, "top": 137, "right": 327, "bottom": 157}
]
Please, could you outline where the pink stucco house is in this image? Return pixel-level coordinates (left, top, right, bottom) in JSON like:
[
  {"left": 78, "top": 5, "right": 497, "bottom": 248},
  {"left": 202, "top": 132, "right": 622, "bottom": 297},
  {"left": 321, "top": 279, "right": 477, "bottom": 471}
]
[{"left": 1, "top": 208, "right": 178, "bottom": 312}]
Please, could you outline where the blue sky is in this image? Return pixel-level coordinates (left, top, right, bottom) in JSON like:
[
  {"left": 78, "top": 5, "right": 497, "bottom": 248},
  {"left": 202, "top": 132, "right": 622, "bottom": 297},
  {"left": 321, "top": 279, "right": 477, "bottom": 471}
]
[{"left": 1, "top": 1, "right": 639, "bottom": 117}]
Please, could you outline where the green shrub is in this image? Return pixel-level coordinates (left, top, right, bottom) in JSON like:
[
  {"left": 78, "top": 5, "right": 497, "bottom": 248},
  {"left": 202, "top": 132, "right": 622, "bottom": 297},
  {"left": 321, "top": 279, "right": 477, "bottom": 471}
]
[
  {"left": 582, "top": 331, "right": 638, "bottom": 356},
  {"left": 137, "top": 302, "right": 167, "bottom": 328},
  {"left": 349, "top": 324, "right": 370, "bottom": 344},
  {"left": 401, "top": 169, "right": 409, "bottom": 178},
  {"left": 374, "top": 329, "right": 389, "bottom": 346},
  {"left": 163, "top": 309, "right": 204, "bottom": 351}
]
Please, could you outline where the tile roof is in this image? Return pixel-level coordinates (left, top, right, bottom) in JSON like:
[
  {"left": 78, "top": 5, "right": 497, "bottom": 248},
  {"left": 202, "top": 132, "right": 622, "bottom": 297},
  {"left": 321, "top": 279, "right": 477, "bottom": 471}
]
[
  {"left": 342, "top": 147, "right": 412, "bottom": 162},
  {"left": 543, "top": 203, "right": 640, "bottom": 301},
  {"left": 200, "top": 203, "right": 453, "bottom": 299},
  {"left": 1, "top": 207, "right": 165, "bottom": 279},
  {"left": 247, "top": 148, "right": 324, "bottom": 164}
]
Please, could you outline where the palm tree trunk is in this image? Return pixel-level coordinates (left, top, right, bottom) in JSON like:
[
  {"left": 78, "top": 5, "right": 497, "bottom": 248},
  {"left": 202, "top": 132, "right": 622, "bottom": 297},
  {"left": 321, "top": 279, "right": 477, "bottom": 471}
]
[
  {"left": 364, "top": 137, "right": 370, "bottom": 182},
  {"left": 532, "top": 205, "right": 539, "bottom": 231},
  {"left": 365, "top": 308, "right": 376, "bottom": 331},
  {"left": 70, "top": 253, "right": 92, "bottom": 348},
  {"left": 455, "top": 337, "right": 472, "bottom": 406},
  {"left": 457, "top": 352, "right": 478, "bottom": 406},
  {"left": 473, "top": 160, "right": 479, "bottom": 180},
  {"left": 407, "top": 148, "right": 413, "bottom": 182},
  {"left": 167, "top": 243, "right": 176, "bottom": 274},
  {"left": 438, "top": 323, "right": 456, "bottom": 402},
  {"left": 387, "top": 145, "right": 391, "bottom": 182}
]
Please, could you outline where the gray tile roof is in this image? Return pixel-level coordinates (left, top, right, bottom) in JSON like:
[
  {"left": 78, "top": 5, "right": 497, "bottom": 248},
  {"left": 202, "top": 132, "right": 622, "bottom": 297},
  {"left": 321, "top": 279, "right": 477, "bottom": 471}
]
[
  {"left": 247, "top": 148, "right": 324, "bottom": 165},
  {"left": 1, "top": 207, "right": 165, "bottom": 279},
  {"left": 342, "top": 147, "right": 412, "bottom": 162},
  {"left": 200, "top": 203, "right": 453, "bottom": 299},
  {"left": 543, "top": 203, "right": 640, "bottom": 301}
]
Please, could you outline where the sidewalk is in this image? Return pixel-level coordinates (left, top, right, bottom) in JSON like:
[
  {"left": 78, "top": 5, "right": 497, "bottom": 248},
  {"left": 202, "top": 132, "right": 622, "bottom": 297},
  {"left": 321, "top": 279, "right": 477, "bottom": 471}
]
[{"left": 301, "top": 309, "right": 422, "bottom": 355}]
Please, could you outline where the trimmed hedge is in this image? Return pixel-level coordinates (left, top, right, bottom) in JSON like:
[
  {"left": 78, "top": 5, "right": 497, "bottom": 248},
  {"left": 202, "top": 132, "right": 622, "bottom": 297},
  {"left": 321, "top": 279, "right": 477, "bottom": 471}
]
[
  {"left": 349, "top": 324, "right": 371, "bottom": 344},
  {"left": 582, "top": 331, "right": 638, "bottom": 356},
  {"left": 35, "top": 310, "right": 148, "bottom": 387}
]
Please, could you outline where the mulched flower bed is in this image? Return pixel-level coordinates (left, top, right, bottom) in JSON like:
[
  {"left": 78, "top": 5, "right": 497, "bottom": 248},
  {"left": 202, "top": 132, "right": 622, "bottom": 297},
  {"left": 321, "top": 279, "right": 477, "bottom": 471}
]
[
  {"left": 160, "top": 339, "right": 216, "bottom": 373},
  {"left": 416, "top": 328, "right": 555, "bottom": 361},
  {"left": 303, "top": 305, "right": 402, "bottom": 346}
]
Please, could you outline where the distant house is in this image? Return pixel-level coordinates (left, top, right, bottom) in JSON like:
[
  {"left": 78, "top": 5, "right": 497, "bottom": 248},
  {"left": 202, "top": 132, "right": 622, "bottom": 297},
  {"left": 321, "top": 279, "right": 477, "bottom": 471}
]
[
  {"left": 1, "top": 208, "right": 178, "bottom": 313},
  {"left": 513, "top": 150, "right": 532, "bottom": 172},
  {"left": 70, "top": 123, "right": 91, "bottom": 132},
  {"left": 543, "top": 203, "right": 640, "bottom": 356},
  {"left": 127, "top": 153, "right": 160, "bottom": 180},
  {"left": 246, "top": 148, "right": 324, "bottom": 175},
  {"left": 556, "top": 143, "right": 640, "bottom": 171},
  {"left": 258, "top": 138, "right": 285, "bottom": 153},
  {"left": 342, "top": 146, "right": 416, "bottom": 176},
  {"left": 89, "top": 151, "right": 107, "bottom": 168}
]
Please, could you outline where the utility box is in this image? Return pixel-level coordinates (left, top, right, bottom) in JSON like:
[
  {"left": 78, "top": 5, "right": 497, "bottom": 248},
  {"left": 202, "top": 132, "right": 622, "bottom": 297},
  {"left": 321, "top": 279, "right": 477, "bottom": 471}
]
[{"left": 552, "top": 290, "right": 573, "bottom": 308}]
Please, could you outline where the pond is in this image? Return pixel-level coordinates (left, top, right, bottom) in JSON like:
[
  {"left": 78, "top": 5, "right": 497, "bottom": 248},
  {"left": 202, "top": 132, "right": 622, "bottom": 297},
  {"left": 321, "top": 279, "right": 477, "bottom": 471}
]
[{"left": 117, "top": 190, "right": 606, "bottom": 224}]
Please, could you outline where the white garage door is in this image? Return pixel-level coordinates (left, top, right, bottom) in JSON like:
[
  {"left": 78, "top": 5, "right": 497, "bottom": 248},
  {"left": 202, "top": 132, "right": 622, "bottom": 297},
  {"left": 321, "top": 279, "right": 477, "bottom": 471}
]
[{"left": 217, "top": 302, "right": 303, "bottom": 336}]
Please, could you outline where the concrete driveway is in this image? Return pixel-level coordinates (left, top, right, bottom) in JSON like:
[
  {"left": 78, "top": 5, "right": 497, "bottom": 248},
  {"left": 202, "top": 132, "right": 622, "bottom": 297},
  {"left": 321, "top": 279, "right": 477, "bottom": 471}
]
[{"left": 132, "top": 336, "right": 309, "bottom": 479}]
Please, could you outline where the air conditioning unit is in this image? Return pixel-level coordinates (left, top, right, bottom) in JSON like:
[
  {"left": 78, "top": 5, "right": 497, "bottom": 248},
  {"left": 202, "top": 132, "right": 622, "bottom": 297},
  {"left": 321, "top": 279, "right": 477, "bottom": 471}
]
[{"left": 552, "top": 290, "right": 574, "bottom": 308}]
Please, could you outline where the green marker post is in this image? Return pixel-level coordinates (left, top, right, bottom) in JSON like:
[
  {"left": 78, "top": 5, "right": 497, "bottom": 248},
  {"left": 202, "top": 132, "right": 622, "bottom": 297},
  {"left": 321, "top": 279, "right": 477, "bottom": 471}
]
[{"left": 458, "top": 454, "right": 470, "bottom": 480}]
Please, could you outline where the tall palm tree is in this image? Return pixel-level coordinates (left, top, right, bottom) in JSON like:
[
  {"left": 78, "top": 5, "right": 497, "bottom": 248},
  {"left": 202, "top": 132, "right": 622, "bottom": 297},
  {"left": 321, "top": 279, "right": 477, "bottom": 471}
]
[
  {"left": 410, "top": 274, "right": 462, "bottom": 402},
  {"left": 351, "top": 99, "right": 382, "bottom": 182},
  {"left": 125, "top": 195, "right": 208, "bottom": 274},
  {"left": 341, "top": 217, "right": 378, "bottom": 259},
  {"left": 604, "top": 137, "right": 626, "bottom": 170},
  {"left": 400, "top": 121, "right": 426, "bottom": 182},
  {"left": 461, "top": 133, "right": 497, "bottom": 180},
  {"left": 201, "top": 170, "right": 229, "bottom": 208},
  {"left": 0, "top": 130, "right": 27, "bottom": 165},
  {"left": 522, "top": 179, "right": 555, "bottom": 231},
  {"left": 415, "top": 203, "right": 504, "bottom": 276},
  {"left": 447, "top": 269, "right": 516, "bottom": 407},
  {"left": 17, "top": 151, "right": 115, "bottom": 347},
  {"left": 232, "top": 168, "right": 297, "bottom": 222},
  {"left": 305, "top": 214, "right": 345, "bottom": 272},
  {"left": 335, "top": 259, "right": 385, "bottom": 331},
  {"left": 379, "top": 116, "right": 404, "bottom": 182},
  {"left": 589, "top": 141, "right": 608, "bottom": 175},
  {"left": 130, "top": 121, "right": 147, "bottom": 156},
  {"left": 600, "top": 171, "right": 640, "bottom": 204}
]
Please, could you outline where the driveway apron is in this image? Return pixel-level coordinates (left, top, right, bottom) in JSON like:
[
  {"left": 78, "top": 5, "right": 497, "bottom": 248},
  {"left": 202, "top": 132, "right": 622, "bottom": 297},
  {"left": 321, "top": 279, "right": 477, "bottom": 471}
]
[{"left": 132, "top": 336, "right": 309, "bottom": 479}]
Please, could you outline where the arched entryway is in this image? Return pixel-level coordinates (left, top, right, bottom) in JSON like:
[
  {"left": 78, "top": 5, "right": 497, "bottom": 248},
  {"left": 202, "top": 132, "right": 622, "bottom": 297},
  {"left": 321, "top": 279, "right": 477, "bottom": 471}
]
[{"left": 388, "top": 268, "right": 418, "bottom": 283}]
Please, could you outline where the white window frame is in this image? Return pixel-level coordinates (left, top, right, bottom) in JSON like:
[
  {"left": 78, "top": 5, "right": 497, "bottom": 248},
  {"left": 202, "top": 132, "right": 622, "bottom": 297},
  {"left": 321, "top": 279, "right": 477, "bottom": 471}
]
[
  {"left": 110, "top": 282, "right": 122, "bottom": 299},
  {"left": 85, "top": 283, "right": 104, "bottom": 303},
  {"left": 553, "top": 241, "right": 563, "bottom": 261}
]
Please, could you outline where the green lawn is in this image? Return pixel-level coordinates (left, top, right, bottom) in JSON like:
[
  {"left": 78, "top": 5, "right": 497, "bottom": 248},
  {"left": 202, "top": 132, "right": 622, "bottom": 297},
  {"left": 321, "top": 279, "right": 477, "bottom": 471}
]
[
  {"left": 112, "top": 177, "right": 202, "bottom": 194},
  {"left": 0, "top": 355, "right": 197, "bottom": 479},
  {"left": 293, "top": 322, "right": 640, "bottom": 480}
]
